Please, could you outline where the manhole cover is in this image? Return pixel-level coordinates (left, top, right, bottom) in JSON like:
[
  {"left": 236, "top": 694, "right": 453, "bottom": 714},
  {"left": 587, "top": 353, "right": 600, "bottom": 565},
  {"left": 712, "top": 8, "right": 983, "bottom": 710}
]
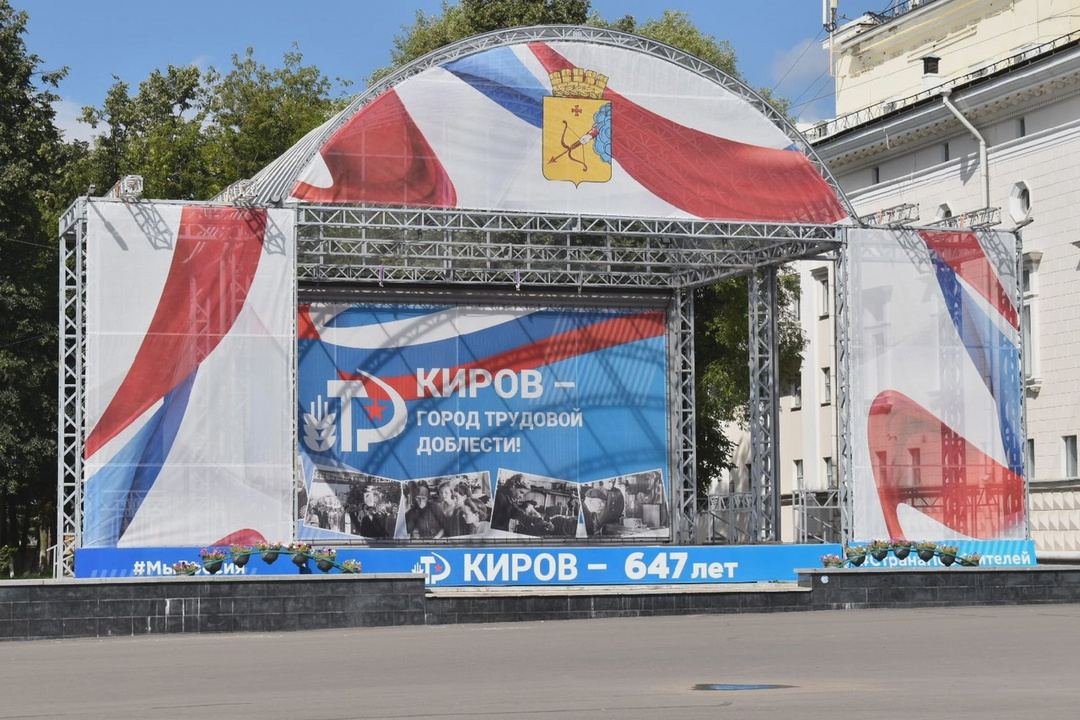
[{"left": 693, "top": 684, "right": 793, "bottom": 691}]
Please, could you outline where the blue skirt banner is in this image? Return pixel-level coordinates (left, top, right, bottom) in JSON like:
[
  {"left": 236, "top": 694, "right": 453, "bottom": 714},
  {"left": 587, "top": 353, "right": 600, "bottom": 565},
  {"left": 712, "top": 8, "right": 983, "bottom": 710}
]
[{"left": 77, "top": 544, "right": 842, "bottom": 586}]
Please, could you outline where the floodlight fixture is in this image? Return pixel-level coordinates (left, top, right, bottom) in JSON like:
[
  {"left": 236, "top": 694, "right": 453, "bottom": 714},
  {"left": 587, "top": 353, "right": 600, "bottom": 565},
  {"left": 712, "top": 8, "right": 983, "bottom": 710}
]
[
  {"left": 223, "top": 179, "right": 258, "bottom": 205},
  {"left": 107, "top": 175, "right": 143, "bottom": 201}
]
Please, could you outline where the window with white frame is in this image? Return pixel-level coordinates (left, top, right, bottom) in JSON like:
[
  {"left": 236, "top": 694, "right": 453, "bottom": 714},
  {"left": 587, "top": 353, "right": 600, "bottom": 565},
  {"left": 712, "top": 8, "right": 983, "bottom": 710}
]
[
  {"left": 794, "top": 459, "right": 804, "bottom": 490},
  {"left": 1065, "top": 435, "right": 1077, "bottom": 479},
  {"left": 1025, "top": 438, "right": 1035, "bottom": 480},
  {"left": 790, "top": 376, "right": 802, "bottom": 410},
  {"left": 821, "top": 367, "right": 832, "bottom": 405},
  {"left": 812, "top": 267, "right": 830, "bottom": 318},
  {"left": 1022, "top": 250, "right": 1041, "bottom": 386},
  {"left": 824, "top": 456, "right": 837, "bottom": 488}
]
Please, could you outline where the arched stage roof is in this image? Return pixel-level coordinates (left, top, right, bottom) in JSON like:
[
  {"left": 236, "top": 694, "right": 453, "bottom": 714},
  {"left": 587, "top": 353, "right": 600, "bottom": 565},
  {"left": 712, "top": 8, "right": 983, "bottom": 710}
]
[{"left": 245, "top": 25, "right": 854, "bottom": 227}]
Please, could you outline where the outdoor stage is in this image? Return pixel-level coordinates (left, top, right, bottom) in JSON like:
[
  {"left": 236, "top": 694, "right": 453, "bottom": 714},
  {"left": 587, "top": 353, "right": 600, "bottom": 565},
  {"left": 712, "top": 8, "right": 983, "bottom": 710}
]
[{"left": 3, "top": 565, "right": 1079, "bottom": 641}]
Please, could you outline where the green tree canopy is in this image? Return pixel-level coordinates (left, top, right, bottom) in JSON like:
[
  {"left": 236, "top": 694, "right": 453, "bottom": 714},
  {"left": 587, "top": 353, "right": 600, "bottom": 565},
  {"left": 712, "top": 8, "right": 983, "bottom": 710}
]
[
  {"left": 0, "top": 0, "right": 64, "bottom": 565},
  {"left": 75, "top": 47, "right": 349, "bottom": 202}
]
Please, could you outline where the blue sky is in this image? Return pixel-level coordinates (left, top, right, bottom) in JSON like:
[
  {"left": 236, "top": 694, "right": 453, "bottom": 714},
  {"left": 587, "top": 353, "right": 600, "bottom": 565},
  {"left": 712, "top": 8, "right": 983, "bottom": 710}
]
[{"left": 15, "top": 1, "right": 874, "bottom": 141}]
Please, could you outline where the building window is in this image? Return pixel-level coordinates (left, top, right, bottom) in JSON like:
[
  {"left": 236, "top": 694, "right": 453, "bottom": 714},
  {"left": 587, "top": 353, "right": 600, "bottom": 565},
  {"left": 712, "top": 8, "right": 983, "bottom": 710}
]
[
  {"left": 1025, "top": 438, "right": 1035, "bottom": 479},
  {"left": 936, "top": 203, "right": 953, "bottom": 222},
  {"left": 794, "top": 459, "right": 804, "bottom": 489},
  {"left": 812, "top": 268, "right": 830, "bottom": 318},
  {"left": 1022, "top": 251, "right": 1041, "bottom": 385},
  {"left": 908, "top": 447, "right": 922, "bottom": 485},
  {"left": 923, "top": 55, "right": 940, "bottom": 75},
  {"left": 824, "top": 456, "right": 837, "bottom": 488},
  {"left": 1065, "top": 435, "right": 1078, "bottom": 479},
  {"left": 1010, "top": 182, "right": 1031, "bottom": 224},
  {"left": 821, "top": 367, "right": 832, "bottom": 405},
  {"left": 1018, "top": 116, "right": 1026, "bottom": 138},
  {"left": 790, "top": 377, "right": 802, "bottom": 410},
  {"left": 872, "top": 166, "right": 880, "bottom": 184},
  {"left": 943, "top": 142, "right": 950, "bottom": 162}
]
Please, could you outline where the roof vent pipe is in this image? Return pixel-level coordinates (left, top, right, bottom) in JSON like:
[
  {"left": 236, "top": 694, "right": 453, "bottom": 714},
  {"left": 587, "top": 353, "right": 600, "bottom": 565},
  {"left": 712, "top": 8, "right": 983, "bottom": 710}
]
[{"left": 940, "top": 86, "right": 989, "bottom": 210}]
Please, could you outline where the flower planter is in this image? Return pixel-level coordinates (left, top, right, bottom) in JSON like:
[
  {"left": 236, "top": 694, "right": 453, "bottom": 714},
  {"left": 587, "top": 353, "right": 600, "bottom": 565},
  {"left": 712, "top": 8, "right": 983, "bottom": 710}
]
[
  {"left": 316, "top": 559, "right": 334, "bottom": 572},
  {"left": 204, "top": 559, "right": 223, "bottom": 574},
  {"left": 893, "top": 546, "right": 911, "bottom": 560},
  {"left": 261, "top": 551, "right": 279, "bottom": 564},
  {"left": 871, "top": 549, "right": 888, "bottom": 561},
  {"left": 917, "top": 549, "right": 935, "bottom": 562},
  {"left": 847, "top": 554, "right": 866, "bottom": 567},
  {"left": 232, "top": 553, "right": 249, "bottom": 568},
  {"left": 292, "top": 553, "right": 309, "bottom": 567},
  {"left": 939, "top": 553, "right": 956, "bottom": 566}
]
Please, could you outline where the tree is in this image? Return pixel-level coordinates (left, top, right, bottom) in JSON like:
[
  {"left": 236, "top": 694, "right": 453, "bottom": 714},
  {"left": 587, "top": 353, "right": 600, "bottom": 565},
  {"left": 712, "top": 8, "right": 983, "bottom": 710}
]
[
  {"left": 80, "top": 65, "right": 209, "bottom": 200},
  {"left": 379, "top": 0, "right": 805, "bottom": 494},
  {"left": 0, "top": 0, "right": 65, "bottom": 572},
  {"left": 200, "top": 46, "right": 351, "bottom": 192},
  {"left": 75, "top": 47, "right": 349, "bottom": 202}
]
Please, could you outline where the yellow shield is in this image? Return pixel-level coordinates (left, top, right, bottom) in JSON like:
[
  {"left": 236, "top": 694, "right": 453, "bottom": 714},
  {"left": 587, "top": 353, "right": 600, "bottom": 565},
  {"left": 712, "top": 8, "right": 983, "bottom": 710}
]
[{"left": 542, "top": 96, "right": 611, "bottom": 186}]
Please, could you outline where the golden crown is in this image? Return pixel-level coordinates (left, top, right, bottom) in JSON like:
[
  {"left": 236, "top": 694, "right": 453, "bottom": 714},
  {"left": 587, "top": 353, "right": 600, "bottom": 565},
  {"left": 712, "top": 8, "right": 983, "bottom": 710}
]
[{"left": 549, "top": 68, "right": 608, "bottom": 100}]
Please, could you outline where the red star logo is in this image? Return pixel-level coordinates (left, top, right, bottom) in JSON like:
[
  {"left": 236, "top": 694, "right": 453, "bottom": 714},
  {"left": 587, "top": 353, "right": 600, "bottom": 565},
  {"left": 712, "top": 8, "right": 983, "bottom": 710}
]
[
  {"left": 435, "top": 564, "right": 443, "bottom": 572},
  {"left": 365, "top": 399, "right": 387, "bottom": 421}
]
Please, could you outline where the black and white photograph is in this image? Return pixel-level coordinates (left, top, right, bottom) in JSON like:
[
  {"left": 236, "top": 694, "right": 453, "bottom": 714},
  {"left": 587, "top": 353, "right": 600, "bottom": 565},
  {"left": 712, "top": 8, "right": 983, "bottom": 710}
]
[
  {"left": 491, "top": 470, "right": 582, "bottom": 539},
  {"left": 580, "top": 469, "right": 669, "bottom": 539},
  {"left": 306, "top": 468, "right": 402, "bottom": 539},
  {"left": 403, "top": 472, "right": 491, "bottom": 539}
]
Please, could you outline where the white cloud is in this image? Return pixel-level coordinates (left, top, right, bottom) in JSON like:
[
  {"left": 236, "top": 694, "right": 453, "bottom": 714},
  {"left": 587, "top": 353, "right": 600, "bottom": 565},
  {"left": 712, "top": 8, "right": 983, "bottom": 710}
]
[
  {"left": 52, "top": 99, "right": 102, "bottom": 144},
  {"left": 770, "top": 38, "right": 835, "bottom": 124}
]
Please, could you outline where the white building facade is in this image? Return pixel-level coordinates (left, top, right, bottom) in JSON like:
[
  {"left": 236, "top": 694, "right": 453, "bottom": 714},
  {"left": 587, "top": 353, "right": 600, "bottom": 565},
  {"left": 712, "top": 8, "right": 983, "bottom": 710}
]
[{"left": 777, "top": 0, "right": 1080, "bottom": 556}]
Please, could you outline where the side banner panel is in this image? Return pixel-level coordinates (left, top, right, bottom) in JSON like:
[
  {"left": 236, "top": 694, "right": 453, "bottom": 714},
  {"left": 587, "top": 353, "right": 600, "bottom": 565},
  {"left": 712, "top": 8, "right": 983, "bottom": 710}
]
[
  {"left": 847, "top": 227, "right": 1026, "bottom": 541},
  {"left": 297, "top": 303, "right": 670, "bottom": 543},
  {"left": 83, "top": 201, "right": 295, "bottom": 548}
]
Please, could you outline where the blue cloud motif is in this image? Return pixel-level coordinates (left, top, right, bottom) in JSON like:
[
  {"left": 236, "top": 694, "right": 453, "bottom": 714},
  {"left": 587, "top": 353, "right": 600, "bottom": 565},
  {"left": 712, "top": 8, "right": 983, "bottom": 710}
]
[{"left": 593, "top": 104, "right": 612, "bottom": 163}]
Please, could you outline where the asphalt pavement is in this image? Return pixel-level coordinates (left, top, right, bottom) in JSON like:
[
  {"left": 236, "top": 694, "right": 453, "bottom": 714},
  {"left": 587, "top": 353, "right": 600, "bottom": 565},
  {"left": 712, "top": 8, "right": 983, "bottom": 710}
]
[{"left": 2, "top": 604, "right": 1078, "bottom": 719}]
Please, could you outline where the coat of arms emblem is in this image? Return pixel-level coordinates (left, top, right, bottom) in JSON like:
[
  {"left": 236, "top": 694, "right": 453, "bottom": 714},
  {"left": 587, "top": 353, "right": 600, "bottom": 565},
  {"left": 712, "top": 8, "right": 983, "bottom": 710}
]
[{"left": 543, "top": 67, "right": 612, "bottom": 186}]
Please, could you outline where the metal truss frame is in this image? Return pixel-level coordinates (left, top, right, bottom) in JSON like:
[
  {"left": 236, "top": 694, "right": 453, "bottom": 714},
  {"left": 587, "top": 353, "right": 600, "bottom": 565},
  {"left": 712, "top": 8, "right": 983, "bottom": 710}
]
[
  {"left": 748, "top": 267, "right": 781, "bottom": 540},
  {"left": 296, "top": 206, "right": 842, "bottom": 289},
  {"left": 56, "top": 200, "right": 841, "bottom": 575},
  {"left": 57, "top": 198, "right": 86, "bottom": 578},
  {"left": 672, "top": 289, "right": 698, "bottom": 543},
  {"left": 835, "top": 228, "right": 854, "bottom": 546},
  {"left": 793, "top": 489, "right": 842, "bottom": 543}
]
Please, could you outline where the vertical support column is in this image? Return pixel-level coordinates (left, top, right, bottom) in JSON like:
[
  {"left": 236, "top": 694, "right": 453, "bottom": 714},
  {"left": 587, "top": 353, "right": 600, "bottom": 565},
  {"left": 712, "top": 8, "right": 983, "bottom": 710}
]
[
  {"left": 835, "top": 228, "right": 853, "bottom": 546},
  {"left": 672, "top": 288, "right": 698, "bottom": 543},
  {"left": 749, "top": 267, "right": 780, "bottom": 541},
  {"left": 56, "top": 199, "right": 86, "bottom": 578}
]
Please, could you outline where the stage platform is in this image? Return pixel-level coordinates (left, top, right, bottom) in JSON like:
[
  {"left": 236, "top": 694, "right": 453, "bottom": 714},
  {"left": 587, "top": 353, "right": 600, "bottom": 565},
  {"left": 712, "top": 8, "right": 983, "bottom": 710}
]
[{"left": 2, "top": 565, "right": 1079, "bottom": 641}]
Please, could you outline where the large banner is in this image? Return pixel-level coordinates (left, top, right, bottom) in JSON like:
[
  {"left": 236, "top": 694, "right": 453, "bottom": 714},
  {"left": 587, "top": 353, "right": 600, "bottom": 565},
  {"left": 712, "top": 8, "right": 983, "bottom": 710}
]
[
  {"left": 290, "top": 40, "right": 846, "bottom": 224},
  {"left": 82, "top": 202, "right": 295, "bottom": 548},
  {"left": 847, "top": 228, "right": 1026, "bottom": 541},
  {"left": 297, "top": 303, "right": 670, "bottom": 543}
]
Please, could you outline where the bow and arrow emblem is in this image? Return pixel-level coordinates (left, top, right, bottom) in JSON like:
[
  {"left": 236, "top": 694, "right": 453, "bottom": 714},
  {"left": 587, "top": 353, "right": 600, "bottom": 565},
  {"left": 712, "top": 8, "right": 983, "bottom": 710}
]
[{"left": 548, "top": 120, "right": 601, "bottom": 172}]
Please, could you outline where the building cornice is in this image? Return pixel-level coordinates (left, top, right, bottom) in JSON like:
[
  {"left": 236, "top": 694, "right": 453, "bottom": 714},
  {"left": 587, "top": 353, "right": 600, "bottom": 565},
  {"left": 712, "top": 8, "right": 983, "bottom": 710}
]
[{"left": 811, "top": 42, "right": 1080, "bottom": 170}]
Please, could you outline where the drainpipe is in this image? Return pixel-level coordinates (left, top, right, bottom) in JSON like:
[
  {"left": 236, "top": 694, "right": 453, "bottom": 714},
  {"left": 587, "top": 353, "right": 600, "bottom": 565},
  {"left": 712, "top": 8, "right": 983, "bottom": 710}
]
[{"left": 940, "top": 86, "right": 990, "bottom": 209}]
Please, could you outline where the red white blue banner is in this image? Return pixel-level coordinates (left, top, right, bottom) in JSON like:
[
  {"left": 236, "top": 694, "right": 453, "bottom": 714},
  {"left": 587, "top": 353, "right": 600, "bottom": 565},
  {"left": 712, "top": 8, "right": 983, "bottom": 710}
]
[
  {"left": 297, "top": 303, "right": 671, "bottom": 543},
  {"left": 847, "top": 228, "right": 1026, "bottom": 541},
  {"left": 82, "top": 202, "right": 296, "bottom": 548},
  {"left": 291, "top": 40, "right": 846, "bottom": 223}
]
